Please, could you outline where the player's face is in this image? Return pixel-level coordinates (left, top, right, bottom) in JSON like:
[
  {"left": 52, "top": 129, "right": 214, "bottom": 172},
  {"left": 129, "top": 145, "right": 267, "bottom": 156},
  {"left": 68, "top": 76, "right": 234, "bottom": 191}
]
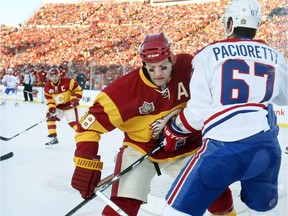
[
  {"left": 145, "top": 58, "right": 172, "bottom": 87},
  {"left": 50, "top": 75, "right": 60, "bottom": 84}
]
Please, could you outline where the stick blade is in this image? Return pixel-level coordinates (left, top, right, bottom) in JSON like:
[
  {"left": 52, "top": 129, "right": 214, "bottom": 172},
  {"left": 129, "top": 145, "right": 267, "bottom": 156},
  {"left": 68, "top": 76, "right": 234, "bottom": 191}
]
[
  {"left": 0, "top": 136, "right": 11, "bottom": 141},
  {"left": 0, "top": 152, "right": 14, "bottom": 161}
]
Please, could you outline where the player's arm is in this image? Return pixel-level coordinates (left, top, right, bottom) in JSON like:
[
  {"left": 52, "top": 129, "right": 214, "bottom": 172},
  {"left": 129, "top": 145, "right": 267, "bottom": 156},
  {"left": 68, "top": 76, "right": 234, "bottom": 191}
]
[
  {"left": 71, "top": 92, "right": 121, "bottom": 199},
  {"left": 44, "top": 89, "right": 57, "bottom": 119},
  {"left": 162, "top": 54, "right": 211, "bottom": 151},
  {"left": 71, "top": 123, "right": 103, "bottom": 199},
  {"left": 272, "top": 53, "right": 288, "bottom": 106},
  {"left": 44, "top": 93, "right": 56, "bottom": 109},
  {"left": 161, "top": 110, "right": 200, "bottom": 152},
  {"left": 2, "top": 76, "right": 7, "bottom": 86},
  {"left": 69, "top": 78, "right": 83, "bottom": 107}
]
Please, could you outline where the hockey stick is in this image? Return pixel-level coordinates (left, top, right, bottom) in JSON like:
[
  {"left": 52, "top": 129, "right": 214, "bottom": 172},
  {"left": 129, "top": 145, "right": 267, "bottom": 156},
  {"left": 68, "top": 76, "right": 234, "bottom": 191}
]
[
  {"left": 0, "top": 152, "right": 14, "bottom": 161},
  {"left": 95, "top": 191, "right": 128, "bottom": 216},
  {"left": 0, "top": 109, "right": 68, "bottom": 141},
  {"left": 24, "top": 90, "right": 39, "bottom": 95},
  {"left": 65, "top": 143, "right": 165, "bottom": 216},
  {"left": 0, "top": 118, "right": 48, "bottom": 141}
]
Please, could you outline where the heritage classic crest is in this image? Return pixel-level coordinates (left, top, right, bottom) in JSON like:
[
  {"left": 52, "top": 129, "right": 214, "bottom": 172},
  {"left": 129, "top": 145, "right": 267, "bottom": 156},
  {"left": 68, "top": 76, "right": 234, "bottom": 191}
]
[{"left": 139, "top": 101, "right": 155, "bottom": 114}]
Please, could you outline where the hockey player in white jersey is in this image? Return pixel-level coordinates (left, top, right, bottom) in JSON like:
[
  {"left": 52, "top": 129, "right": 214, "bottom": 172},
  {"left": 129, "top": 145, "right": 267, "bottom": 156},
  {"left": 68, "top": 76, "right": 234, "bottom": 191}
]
[
  {"left": 1, "top": 68, "right": 20, "bottom": 106},
  {"left": 161, "top": 0, "right": 288, "bottom": 215}
]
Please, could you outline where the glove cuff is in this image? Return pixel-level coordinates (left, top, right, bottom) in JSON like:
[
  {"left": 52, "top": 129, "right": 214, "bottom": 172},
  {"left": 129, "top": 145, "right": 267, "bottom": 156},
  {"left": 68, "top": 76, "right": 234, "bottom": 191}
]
[
  {"left": 170, "top": 117, "right": 191, "bottom": 135},
  {"left": 74, "top": 156, "right": 103, "bottom": 171}
]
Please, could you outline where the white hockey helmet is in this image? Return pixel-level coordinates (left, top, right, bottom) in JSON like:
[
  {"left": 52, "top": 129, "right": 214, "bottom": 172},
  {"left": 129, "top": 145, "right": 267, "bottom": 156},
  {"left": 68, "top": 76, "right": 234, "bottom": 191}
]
[
  {"left": 7, "top": 68, "right": 13, "bottom": 74},
  {"left": 222, "top": 0, "right": 262, "bottom": 37}
]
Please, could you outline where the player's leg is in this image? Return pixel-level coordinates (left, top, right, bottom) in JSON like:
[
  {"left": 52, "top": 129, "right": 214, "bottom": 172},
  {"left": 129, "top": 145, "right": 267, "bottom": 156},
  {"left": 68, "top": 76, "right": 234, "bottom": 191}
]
[
  {"left": 12, "top": 88, "right": 19, "bottom": 106},
  {"left": 46, "top": 119, "right": 59, "bottom": 145},
  {"left": 102, "top": 146, "right": 156, "bottom": 216},
  {"left": 239, "top": 116, "right": 281, "bottom": 215},
  {"left": 164, "top": 156, "right": 236, "bottom": 216},
  {"left": 163, "top": 139, "right": 242, "bottom": 216},
  {"left": 209, "top": 188, "right": 236, "bottom": 216},
  {"left": 23, "top": 85, "right": 28, "bottom": 101},
  {"left": 45, "top": 120, "right": 59, "bottom": 145},
  {"left": 240, "top": 144, "right": 281, "bottom": 214},
  {"left": 162, "top": 202, "right": 235, "bottom": 216},
  {"left": 28, "top": 86, "right": 33, "bottom": 101},
  {"left": 102, "top": 197, "right": 142, "bottom": 216},
  {"left": 1, "top": 88, "right": 9, "bottom": 105},
  {"left": 65, "top": 108, "right": 79, "bottom": 131},
  {"left": 46, "top": 109, "right": 63, "bottom": 145},
  {"left": 162, "top": 181, "right": 236, "bottom": 216}
]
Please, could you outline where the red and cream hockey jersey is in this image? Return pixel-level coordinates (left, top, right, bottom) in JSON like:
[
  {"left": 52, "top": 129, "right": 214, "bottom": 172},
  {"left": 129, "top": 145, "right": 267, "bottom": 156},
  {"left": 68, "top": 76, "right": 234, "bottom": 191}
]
[
  {"left": 44, "top": 78, "right": 83, "bottom": 110},
  {"left": 76, "top": 54, "right": 202, "bottom": 162}
]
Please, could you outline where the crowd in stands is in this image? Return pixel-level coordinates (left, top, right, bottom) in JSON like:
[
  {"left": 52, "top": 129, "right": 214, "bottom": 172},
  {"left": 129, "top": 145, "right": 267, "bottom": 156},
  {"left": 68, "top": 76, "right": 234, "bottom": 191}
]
[{"left": 0, "top": 0, "right": 287, "bottom": 89}]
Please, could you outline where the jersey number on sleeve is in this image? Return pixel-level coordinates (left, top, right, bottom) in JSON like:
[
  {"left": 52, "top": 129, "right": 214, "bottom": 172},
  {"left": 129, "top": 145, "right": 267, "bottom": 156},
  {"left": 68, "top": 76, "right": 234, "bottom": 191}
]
[{"left": 221, "top": 59, "right": 275, "bottom": 105}]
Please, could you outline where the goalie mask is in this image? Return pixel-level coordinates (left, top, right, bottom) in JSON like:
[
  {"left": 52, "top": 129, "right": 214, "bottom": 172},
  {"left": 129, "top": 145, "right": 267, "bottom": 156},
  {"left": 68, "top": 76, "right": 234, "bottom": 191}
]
[
  {"left": 139, "top": 32, "right": 173, "bottom": 63},
  {"left": 222, "top": 0, "right": 262, "bottom": 37}
]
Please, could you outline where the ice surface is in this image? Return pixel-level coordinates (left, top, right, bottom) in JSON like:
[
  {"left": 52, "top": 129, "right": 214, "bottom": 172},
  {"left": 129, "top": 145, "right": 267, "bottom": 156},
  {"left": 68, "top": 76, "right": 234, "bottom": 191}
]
[{"left": 0, "top": 102, "right": 287, "bottom": 216}]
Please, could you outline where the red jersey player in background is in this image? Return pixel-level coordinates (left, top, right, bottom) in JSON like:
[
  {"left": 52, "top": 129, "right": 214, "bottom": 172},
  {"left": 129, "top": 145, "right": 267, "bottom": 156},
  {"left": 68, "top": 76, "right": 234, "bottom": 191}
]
[
  {"left": 70, "top": 32, "right": 236, "bottom": 216},
  {"left": 36, "top": 66, "right": 48, "bottom": 87},
  {"left": 44, "top": 67, "right": 83, "bottom": 145},
  {"left": 59, "top": 65, "right": 68, "bottom": 78}
]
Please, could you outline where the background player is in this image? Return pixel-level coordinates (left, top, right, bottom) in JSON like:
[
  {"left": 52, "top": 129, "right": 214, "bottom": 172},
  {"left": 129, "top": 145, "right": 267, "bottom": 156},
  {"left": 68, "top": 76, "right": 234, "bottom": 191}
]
[
  {"left": 44, "top": 67, "right": 83, "bottom": 145},
  {"left": 70, "top": 32, "right": 236, "bottom": 216},
  {"left": 161, "top": 0, "right": 288, "bottom": 215},
  {"left": 1, "top": 68, "right": 20, "bottom": 107}
]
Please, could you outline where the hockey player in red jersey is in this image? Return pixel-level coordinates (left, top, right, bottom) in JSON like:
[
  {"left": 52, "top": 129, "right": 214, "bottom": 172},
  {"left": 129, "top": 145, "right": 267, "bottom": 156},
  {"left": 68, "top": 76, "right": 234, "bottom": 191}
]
[
  {"left": 71, "top": 32, "right": 236, "bottom": 216},
  {"left": 161, "top": 0, "right": 287, "bottom": 216},
  {"left": 44, "top": 67, "right": 83, "bottom": 145},
  {"left": 36, "top": 67, "right": 48, "bottom": 87}
]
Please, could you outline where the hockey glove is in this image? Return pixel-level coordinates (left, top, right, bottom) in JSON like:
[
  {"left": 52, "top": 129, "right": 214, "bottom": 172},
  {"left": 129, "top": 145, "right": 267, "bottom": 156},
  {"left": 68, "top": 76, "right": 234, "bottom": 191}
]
[
  {"left": 161, "top": 117, "right": 191, "bottom": 152},
  {"left": 71, "top": 151, "right": 103, "bottom": 199},
  {"left": 46, "top": 107, "right": 58, "bottom": 121},
  {"left": 70, "top": 98, "right": 80, "bottom": 107}
]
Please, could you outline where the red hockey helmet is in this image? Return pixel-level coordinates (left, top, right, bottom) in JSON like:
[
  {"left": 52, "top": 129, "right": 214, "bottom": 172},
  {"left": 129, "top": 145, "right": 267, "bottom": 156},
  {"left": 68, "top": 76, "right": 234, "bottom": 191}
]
[
  {"left": 139, "top": 32, "right": 172, "bottom": 63},
  {"left": 49, "top": 67, "right": 60, "bottom": 76}
]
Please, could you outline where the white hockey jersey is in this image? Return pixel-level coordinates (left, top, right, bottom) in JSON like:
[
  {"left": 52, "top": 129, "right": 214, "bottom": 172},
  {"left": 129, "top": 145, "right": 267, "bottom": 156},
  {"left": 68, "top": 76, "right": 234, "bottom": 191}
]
[
  {"left": 2, "top": 74, "right": 20, "bottom": 89},
  {"left": 181, "top": 37, "right": 288, "bottom": 141}
]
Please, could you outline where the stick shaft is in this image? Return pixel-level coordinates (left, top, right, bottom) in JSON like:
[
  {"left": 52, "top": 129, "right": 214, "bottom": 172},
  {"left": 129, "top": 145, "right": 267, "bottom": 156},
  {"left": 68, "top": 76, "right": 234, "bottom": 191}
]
[
  {"left": 65, "top": 143, "right": 164, "bottom": 216},
  {"left": 0, "top": 107, "right": 72, "bottom": 141}
]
